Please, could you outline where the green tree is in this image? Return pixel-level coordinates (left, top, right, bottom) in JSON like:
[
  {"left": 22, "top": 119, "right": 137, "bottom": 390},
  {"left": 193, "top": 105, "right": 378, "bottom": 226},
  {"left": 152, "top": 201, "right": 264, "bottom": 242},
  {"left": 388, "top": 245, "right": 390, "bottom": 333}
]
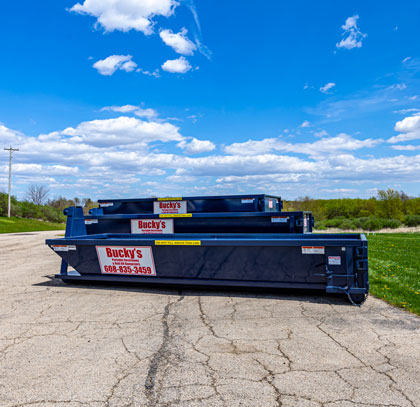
[{"left": 376, "top": 189, "right": 403, "bottom": 220}]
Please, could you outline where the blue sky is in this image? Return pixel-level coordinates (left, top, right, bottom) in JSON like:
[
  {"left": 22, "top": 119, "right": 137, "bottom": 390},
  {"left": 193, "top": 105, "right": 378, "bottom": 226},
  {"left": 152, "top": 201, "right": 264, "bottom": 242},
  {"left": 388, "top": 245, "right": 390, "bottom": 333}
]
[{"left": 1, "top": 0, "right": 420, "bottom": 200}]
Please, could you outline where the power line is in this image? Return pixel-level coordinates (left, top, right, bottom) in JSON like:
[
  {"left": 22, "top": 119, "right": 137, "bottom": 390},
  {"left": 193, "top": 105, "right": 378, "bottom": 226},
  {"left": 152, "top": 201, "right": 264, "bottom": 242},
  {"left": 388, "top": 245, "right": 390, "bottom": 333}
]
[{"left": 4, "top": 146, "right": 19, "bottom": 218}]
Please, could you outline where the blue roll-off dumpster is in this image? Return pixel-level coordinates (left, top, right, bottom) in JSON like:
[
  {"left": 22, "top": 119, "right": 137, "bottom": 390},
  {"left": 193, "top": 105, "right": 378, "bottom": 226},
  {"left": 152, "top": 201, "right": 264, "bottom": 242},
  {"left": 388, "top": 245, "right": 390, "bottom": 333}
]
[
  {"left": 46, "top": 232, "right": 368, "bottom": 304},
  {"left": 82, "top": 209, "right": 314, "bottom": 234},
  {"left": 94, "top": 194, "right": 282, "bottom": 215},
  {"left": 47, "top": 194, "right": 368, "bottom": 304}
]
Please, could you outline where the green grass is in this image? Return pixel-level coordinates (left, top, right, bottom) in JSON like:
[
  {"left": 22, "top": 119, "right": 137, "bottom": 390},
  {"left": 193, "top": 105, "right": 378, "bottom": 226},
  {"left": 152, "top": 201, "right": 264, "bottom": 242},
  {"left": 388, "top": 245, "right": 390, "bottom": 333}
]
[
  {"left": 368, "top": 233, "right": 420, "bottom": 315},
  {"left": 0, "top": 216, "right": 65, "bottom": 234}
]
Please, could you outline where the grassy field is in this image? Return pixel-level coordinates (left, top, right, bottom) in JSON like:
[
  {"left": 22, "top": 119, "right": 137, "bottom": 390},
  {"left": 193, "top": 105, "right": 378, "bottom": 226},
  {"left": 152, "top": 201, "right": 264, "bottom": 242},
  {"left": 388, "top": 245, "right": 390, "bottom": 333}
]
[
  {"left": 0, "top": 217, "right": 65, "bottom": 234},
  {"left": 0, "top": 217, "right": 418, "bottom": 314},
  {"left": 368, "top": 233, "right": 420, "bottom": 315}
]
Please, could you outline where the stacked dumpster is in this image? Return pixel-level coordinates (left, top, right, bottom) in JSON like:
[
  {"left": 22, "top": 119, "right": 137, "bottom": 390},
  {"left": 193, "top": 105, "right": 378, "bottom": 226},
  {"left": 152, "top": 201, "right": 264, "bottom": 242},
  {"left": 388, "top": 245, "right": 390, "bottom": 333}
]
[
  {"left": 85, "top": 195, "right": 313, "bottom": 235},
  {"left": 46, "top": 194, "right": 369, "bottom": 304}
]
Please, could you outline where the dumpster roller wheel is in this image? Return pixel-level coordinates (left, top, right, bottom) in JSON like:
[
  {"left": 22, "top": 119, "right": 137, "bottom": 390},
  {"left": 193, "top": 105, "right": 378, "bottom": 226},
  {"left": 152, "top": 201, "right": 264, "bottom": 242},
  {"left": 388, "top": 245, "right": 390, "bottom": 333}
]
[{"left": 348, "top": 292, "right": 368, "bottom": 306}]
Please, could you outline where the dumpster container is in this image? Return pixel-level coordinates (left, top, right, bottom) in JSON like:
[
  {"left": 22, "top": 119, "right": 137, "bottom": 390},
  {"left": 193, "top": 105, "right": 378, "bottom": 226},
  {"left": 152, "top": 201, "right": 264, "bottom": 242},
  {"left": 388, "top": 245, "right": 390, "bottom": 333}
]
[
  {"left": 82, "top": 210, "right": 314, "bottom": 235},
  {"left": 46, "top": 232, "right": 368, "bottom": 304},
  {"left": 93, "top": 194, "right": 282, "bottom": 215}
]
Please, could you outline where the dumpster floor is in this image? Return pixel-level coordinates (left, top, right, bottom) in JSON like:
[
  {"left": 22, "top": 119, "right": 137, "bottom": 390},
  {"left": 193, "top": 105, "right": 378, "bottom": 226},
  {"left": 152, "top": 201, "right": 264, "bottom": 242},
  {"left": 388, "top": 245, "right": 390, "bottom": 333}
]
[{"left": 1, "top": 231, "right": 419, "bottom": 407}]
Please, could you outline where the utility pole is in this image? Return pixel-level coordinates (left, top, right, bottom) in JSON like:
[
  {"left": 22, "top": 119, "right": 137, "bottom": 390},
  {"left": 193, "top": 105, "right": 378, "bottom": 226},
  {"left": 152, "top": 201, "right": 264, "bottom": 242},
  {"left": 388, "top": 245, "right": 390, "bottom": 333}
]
[{"left": 4, "top": 146, "right": 19, "bottom": 218}]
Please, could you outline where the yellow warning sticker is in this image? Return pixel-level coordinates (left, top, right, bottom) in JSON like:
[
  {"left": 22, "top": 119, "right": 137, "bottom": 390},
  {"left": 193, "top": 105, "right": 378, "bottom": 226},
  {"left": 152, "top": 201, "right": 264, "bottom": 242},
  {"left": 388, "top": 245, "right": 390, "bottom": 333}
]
[
  {"left": 159, "top": 213, "right": 192, "bottom": 218},
  {"left": 155, "top": 240, "right": 201, "bottom": 246},
  {"left": 157, "top": 197, "right": 182, "bottom": 201}
]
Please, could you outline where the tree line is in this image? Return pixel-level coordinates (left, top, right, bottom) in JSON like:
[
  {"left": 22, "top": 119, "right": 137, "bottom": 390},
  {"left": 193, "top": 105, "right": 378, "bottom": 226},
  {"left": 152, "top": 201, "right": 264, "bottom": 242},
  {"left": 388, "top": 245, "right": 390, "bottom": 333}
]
[
  {"left": 0, "top": 184, "right": 97, "bottom": 223},
  {"left": 1, "top": 184, "right": 419, "bottom": 230},
  {"left": 285, "top": 189, "right": 420, "bottom": 230}
]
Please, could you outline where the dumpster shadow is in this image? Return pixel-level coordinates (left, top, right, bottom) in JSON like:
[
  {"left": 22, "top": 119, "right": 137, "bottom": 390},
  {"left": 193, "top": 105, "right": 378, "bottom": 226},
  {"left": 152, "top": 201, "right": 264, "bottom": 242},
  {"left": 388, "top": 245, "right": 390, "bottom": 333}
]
[{"left": 35, "top": 275, "right": 352, "bottom": 306}]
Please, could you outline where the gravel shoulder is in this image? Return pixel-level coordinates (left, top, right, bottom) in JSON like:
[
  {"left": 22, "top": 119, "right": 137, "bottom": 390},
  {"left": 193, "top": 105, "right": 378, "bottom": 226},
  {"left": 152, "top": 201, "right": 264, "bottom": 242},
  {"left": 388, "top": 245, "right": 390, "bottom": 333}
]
[
  {"left": 316, "top": 227, "right": 420, "bottom": 234},
  {"left": 0, "top": 231, "right": 419, "bottom": 407}
]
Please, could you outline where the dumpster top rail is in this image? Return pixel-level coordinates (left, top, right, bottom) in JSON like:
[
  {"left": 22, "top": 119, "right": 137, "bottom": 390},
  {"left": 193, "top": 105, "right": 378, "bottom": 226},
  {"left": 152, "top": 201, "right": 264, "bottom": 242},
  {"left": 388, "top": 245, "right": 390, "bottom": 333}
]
[
  {"left": 97, "top": 194, "right": 281, "bottom": 203},
  {"left": 47, "top": 232, "right": 367, "bottom": 247},
  {"left": 85, "top": 211, "right": 310, "bottom": 220}
]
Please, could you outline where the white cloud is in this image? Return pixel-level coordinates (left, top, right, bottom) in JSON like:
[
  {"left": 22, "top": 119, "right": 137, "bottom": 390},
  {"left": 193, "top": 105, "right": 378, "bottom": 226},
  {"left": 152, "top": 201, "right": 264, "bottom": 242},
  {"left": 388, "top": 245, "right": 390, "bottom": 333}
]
[
  {"left": 176, "top": 154, "right": 320, "bottom": 177},
  {"left": 395, "top": 114, "right": 420, "bottom": 133},
  {"left": 134, "top": 108, "right": 159, "bottom": 119},
  {"left": 101, "top": 105, "right": 138, "bottom": 113},
  {"left": 8, "top": 164, "right": 79, "bottom": 175},
  {"left": 325, "top": 153, "right": 420, "bottom": 182},
  {"left": 93, "top": 55, "right": 137, "bottom": 76},
  {"left": 182, "top": 0, "right": 212, "bottom": 59},
  {"left": 60, "top": 116, "right": 182, "bottom": 147},
  {"left": 336, "top": 15, "right": 367, "bottom": 50},
  {"left": 166, "top": 175, "right": 197, "bottom": 183},
  {"left": 194, "top": 37, "right": 212, "bottom": 60},
  {"left": 322, "top": 188, "right": 357, "bottom": 194},
  {"left": 300, "top": 120, "right": 310, "bottom": 128},
  {"left": 394, "top": 108, "right": 420, "bottom": 115},
  {"left": 224, "top": 138, "right": 277, "bottom": 156},
  {"left": 0, "top": 124, "right": 25, "bottom": 145},
  {"left": 177, "top": 138, "right": 216, "bottom": 154},
  {"left": 215, "top": 173, "right": 303, "bottom": 184},
  {"left": 387, "top": 83, "right": 407, "bottom": 90},
  {"left": 101, "top": 105, "right": 158, "bottom": 119},
  {"left": 224, "top": 133, "right": 381, "bottom": 157},
  {"left": 320, "top": 82, "right": 336, "bottom": 94},
  {"left": 309, "top": 81, "right": 416, "bottom": 121},
  {"left": 139, "top": 68, "right": 160, "bottom": 78},
  {"left": 388, "top": 113, "right": 420, "bottom": 143},
  {"left": 121, "top": 60, "right": 137, "bottom": 72},
  {"left": 160, "top": 28, "right": 197, "bottom": 55},
  {"left": 314, "top": 130, "right": 328, "bottom": 138},
  {"left": 70, "top": 0, "right": 178, "bottom": 34},
  {"left": 402, "top": 57, "right": 412, "bottom": 63},
  {"left": 4, "top": 108, "right": 420, "bottom": 200},
  {"left": 391, "top": 145, "right": 420, "bottom": 151},
  {"left": 161, "top": 56, "right": 193, "bottom": 74}
]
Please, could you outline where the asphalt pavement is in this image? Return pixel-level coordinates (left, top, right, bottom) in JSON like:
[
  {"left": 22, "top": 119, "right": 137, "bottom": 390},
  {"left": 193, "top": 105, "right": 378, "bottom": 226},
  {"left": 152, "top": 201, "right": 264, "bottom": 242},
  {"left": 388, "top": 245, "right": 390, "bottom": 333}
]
[{"left": 0, "top": 231, "right": 419, "bottom": 407}]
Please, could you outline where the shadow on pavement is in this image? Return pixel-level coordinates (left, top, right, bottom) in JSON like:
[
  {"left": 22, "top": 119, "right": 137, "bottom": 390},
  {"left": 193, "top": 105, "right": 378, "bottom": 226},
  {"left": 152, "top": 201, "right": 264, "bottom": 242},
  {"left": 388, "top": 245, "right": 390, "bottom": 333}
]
[{"left": 34, "top": 274, "right": 352, "bottom": 306}]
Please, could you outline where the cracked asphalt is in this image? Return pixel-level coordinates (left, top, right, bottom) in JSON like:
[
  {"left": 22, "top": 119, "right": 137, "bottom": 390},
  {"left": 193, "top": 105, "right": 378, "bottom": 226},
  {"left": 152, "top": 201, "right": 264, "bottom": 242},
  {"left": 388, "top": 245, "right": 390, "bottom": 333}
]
[{"left": 1, "top": 231, "right": 420, "bottom": 407}]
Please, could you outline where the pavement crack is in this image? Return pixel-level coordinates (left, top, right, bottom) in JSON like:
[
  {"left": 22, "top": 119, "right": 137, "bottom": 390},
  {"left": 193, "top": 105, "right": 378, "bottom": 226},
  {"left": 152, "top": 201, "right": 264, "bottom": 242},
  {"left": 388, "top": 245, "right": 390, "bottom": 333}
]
[
  {"left": 254, "top": 358, "right": 283, "bottom": 406},
  {"left": 314, "top": 319, "right": 368, "bottom": 369},
  {"left": 144, "top": 294, "right": 184, "bottom": 406},
  {"left": 275, "top": 340, "right": 292, "bottom": 371},
  {"left": 105, "top": 370, "right": 133, "bottom": 407},
  {"left": 196, "top": 297, "right": 229, "bottom": 406},
  {"left": 198, "top": 296, "right": 218, "bottom": 338}
]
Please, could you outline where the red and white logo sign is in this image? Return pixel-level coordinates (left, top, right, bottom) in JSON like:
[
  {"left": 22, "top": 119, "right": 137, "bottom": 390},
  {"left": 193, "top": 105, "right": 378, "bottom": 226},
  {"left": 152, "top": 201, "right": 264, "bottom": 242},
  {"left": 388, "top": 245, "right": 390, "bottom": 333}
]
[
  {"left": 302, "top": 246, "right": 325, "bottom": 254},
  {"left": 96, "top": 246, "right": 156, "bottom": 276},
  {"left": 328, "top": 256, "right": 341, "bottom": 265},
  {"left": 52, "top": 245, "right": 76, "bottom": 252},
  {"left": 131, "top": 219, "right": 174, "bottom": 234},
  {"left": 153, "top": 200, "right": 187, "bottom": 214}
]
